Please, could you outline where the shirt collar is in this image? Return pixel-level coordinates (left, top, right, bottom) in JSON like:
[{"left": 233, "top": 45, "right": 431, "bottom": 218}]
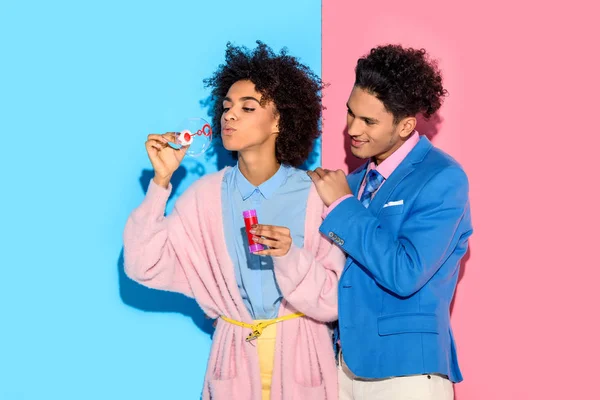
[
  {"left": 367, "top": 131, "right": 420, "bottom": 179},
  {"left": 235, "top": 163, "right": 288, "bottom": 200}
]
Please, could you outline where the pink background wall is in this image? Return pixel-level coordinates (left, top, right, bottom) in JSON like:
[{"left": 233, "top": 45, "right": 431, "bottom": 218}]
[{"left": 322, "top": 0, "right": 600, "bottom": 398}]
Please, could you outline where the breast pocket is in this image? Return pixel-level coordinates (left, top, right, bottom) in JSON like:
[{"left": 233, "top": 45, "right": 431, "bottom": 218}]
[{"left": 380, "top": 203, "right": 405, "bottom": 217}]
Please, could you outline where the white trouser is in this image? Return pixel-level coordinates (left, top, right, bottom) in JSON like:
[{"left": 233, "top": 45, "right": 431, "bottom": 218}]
[{"left": 338, "top": 352, "right": 454, "bottom": 400}]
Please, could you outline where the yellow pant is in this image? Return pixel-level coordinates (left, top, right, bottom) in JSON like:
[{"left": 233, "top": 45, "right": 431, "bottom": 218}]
[{"left": 255, "top": 319, "right": 277, "bottom": 400}]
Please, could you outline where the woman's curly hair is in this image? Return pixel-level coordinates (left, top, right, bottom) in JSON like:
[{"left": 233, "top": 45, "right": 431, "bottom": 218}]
[
  {"left": 204, "top": 41, "right": 323, "bottom": 167},
  {"left": 355, "top": 44, "right": 447, "bottom": 121}
]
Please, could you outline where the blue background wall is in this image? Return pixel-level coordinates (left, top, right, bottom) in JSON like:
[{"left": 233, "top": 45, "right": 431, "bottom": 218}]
[{"left": 0, "top": 1, "right": 321, "bottom": 398}]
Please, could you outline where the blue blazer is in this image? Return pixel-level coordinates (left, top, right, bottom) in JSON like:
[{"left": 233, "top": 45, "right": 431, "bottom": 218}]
[{"left": 320, "top": 136, "right": 472, "bottom": 382}]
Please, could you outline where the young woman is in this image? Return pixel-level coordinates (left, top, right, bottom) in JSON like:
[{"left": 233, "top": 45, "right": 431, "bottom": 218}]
[{"left": 123, "top": 42, "right": 344, "bottom": 400}]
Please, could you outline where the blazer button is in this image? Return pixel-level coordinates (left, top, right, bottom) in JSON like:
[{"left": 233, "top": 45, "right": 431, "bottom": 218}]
[
  {"left": 328, "top": 232, "right": 334, "bottom": 238},
  {"left": 339, "top": 240, "right": 345, "bottom": 245}
]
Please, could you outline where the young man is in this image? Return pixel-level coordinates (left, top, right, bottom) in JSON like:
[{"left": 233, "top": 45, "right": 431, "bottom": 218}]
[{"left": 308, "top": 45, "right": 472, "bottom": 400}]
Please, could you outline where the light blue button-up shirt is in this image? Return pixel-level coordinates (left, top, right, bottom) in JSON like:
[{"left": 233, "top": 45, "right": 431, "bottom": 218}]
[{"left": 221, "top": 164, "right": 311, "bottom": 319}]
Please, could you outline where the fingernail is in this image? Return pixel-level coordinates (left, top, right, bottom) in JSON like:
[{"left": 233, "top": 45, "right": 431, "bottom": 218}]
[
  {"left": 252, "top": 236, "right": 259, "bottom": 241},
  {"left": 249, "top": 229, "right": 256, "bottom": 234}
]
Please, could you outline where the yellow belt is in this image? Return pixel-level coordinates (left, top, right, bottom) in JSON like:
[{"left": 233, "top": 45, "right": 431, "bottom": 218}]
[{"left": 220, "top": 312, "right": 304, "bottom": 342}]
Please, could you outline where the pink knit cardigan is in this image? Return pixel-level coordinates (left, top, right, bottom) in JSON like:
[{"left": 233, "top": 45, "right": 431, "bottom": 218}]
[{"left": 124, "top": 168, "right": 345, "bottom": 399}]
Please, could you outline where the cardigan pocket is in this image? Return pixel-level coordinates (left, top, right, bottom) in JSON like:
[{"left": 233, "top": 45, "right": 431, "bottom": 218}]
[
  {"left": 207, "top": 376, "right": 251, "bottom": 400},
  {"left": 290, "top": 380, "right": 326, "bottom": 399}
]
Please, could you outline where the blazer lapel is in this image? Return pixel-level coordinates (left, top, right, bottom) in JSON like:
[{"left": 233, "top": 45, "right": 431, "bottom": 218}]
[
  {"left": 347, "top": 162, "right": 368, "bottom": 196},
  {"left": 369, "top": 136, "right": 433, "bottom": 215}
]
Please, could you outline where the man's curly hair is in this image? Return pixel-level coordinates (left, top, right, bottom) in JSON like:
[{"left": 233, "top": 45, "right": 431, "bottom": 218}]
[
  {"left": 355, "top": 45, "right": 447, "bottom": 122},
  {"left": 204, "top": 41, "right": 323, "bottom": 167}
]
